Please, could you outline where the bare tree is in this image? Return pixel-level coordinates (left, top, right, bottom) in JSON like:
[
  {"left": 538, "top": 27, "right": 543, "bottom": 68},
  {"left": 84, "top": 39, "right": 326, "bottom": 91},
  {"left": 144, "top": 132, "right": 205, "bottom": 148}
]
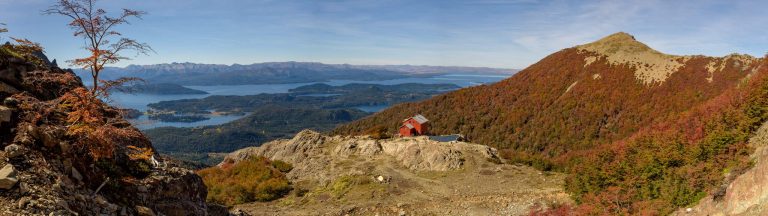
[{"left": 44, "top": 0, "right": 153, "bottom": 96}]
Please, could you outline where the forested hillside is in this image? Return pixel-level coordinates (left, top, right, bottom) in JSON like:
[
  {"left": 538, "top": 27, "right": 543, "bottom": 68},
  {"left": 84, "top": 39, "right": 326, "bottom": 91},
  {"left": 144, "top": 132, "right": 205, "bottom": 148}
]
[
  {"left": 559, "top": 56, "right": 768, "bottom": 214},
  {"left": 334, "top": 32, "right": 766, "bottom": 214},
  {"left": 336, "top": 33, "right": 759, "bottom": 166}
]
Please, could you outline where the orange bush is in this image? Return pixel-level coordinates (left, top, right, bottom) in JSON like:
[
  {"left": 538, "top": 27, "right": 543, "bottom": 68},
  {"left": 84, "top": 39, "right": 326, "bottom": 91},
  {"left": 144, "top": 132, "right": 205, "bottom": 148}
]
[
  {"left": 198, "top": 157, "right": 292, "bottom": 206},
  {"left": 60, "top": 87, "right": 105, "bottom": 134}
]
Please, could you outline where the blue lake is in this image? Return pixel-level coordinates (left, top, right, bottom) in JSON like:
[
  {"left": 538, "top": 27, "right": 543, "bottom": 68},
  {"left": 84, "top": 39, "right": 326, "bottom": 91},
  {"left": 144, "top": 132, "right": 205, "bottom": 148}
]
[{"left": 109, "top": 74, "right": 510, "bottom": 129}]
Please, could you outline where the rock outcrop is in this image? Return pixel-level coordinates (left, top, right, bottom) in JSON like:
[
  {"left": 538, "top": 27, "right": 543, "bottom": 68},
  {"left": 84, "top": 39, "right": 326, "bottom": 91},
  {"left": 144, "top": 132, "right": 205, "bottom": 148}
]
[
  {"left": 221, "top": 130, "right": 500, "bottom": 184},
  {"left": 224, "top": 130, "right": 570, "bottom": 216},
  {"left": 678, "top": 121, "right": 768, "bottom": 215},
  {"left": 576, "top": 32, "right": 692, "bottom": 84},
  {"left": 0, "top": 44, "right": 218, "bottom": 215}
]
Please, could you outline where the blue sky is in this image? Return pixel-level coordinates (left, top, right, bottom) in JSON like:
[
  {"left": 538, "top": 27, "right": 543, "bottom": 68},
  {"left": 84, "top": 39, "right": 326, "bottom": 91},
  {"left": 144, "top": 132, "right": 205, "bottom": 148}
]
[{"left": 1, "top": 0, "right": 766, "bottom": 69}]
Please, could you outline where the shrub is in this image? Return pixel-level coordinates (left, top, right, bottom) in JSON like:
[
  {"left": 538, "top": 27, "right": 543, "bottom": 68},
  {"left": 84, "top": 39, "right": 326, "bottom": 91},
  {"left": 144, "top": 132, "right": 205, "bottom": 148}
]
[
  {"left": 271, "top": 160, "right": 293, "bottom": 173},
  {"left": 327, "top": 175, "right": 371, "bottom": 198},
  {"left": 364, "top": 125, "right": 391, "bottom": 139},
  {"left": 198, "top": 157, "right": 292, "bottom": 206}
]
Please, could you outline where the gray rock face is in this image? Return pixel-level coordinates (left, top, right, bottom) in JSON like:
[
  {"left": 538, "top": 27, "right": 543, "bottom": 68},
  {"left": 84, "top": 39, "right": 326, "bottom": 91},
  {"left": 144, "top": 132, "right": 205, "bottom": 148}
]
[
  {"left": 127, "top": 167, "right": 209, "bottom": 216},
  {"left": 0, "top": 164, "right": 18, "bottom": 189},
  {"left": 222, "top": 129, "right": 500, "bottom": 183}
]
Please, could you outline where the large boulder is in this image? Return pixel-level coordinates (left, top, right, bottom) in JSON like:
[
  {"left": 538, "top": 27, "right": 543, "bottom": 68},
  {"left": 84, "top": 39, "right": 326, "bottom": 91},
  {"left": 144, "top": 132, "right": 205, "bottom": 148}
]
[
  {"left": 0, "top": 164, "right": 18, "bottom": 189},
  {"left": 123, "top": 167, "right": 209, "bottom": 215}
]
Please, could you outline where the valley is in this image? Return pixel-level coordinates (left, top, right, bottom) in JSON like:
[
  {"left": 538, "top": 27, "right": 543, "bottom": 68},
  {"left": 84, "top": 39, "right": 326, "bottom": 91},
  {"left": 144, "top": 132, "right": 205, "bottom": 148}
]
[
  {"left": 110, "top": 74, "right": 506, "bottom": 130},
  {"left": 105, "top": 75, "right": 507, "bottom": 166},
  {"left": 84, "top": 32, "right": 768, "bottom": 215},
  {"left": 4, "top": 0, "right": 768, "bottom": 215}
]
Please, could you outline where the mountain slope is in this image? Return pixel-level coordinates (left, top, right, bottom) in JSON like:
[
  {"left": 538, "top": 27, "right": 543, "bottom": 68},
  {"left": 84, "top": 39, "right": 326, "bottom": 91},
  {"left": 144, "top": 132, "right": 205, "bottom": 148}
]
[
  {"left": 561, "top": 61, "right": 768, "bottom": 214},
  {"left": 0, "top": 42, "right": 221, "bottom": 215},
  {"left": 334, "top": 32, "right": 767, "bottom": 214},
  {"left": 335, "top": 32, "right": 760, "bottom": 166}
]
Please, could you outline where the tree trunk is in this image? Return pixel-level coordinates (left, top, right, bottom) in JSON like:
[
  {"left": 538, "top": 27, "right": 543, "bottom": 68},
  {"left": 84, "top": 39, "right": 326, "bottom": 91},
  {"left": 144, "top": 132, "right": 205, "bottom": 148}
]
[{"left": 91, "top": 71, "right": 98, "bottom": 94}]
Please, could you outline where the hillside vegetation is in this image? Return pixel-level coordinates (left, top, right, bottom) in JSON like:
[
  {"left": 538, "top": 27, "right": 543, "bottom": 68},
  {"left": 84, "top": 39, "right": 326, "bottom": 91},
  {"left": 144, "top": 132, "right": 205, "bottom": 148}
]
[
  {"left": 560, "top": 57, "right": 768, "bottom": 214},
  {"left": 334, "top": 32, "right": 766, "bottom": 214},
  {"left": 198, "top": 157, "right": 292, "bottom": 206}
]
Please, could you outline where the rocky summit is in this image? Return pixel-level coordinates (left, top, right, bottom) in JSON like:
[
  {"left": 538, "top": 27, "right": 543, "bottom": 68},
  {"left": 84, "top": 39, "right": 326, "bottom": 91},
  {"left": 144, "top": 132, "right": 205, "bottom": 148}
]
[{"left": 0, "top": 45, "right": 224, "bottom": 215}]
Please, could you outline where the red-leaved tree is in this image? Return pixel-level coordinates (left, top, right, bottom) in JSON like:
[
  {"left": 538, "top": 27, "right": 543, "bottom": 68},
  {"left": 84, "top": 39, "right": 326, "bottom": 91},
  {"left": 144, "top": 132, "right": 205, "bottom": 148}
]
[{"left": 45, "top": 0, "right": 152, "bottom": 96}]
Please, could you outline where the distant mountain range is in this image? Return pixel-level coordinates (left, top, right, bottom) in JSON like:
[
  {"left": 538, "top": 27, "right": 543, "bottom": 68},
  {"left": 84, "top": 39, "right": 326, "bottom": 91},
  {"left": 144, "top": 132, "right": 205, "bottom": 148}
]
[
  {"left": 74, "top": 62, "right": 518, "bottom": 86},
  {"left": 114, "top": 83, "right": 209, "bottom": 95}
]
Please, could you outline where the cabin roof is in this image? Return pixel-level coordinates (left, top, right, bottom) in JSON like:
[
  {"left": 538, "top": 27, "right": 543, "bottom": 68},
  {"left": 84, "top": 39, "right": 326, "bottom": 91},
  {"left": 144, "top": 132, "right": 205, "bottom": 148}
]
[
  {"left": 403, "top": 123, "right": 415, "bottom": 129},
  {"left": 412, "top": 114, "right": 429, "bottom": 124}
]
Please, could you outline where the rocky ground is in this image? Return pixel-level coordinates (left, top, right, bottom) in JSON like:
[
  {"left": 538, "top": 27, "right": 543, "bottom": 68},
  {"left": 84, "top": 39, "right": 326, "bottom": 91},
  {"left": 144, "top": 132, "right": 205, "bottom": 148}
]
[
  {"left": 224, "top": 130, "right": 571, "bottom": 216},
  {"left": 0, "top": 44, "right": 224, "bottom": 215}
]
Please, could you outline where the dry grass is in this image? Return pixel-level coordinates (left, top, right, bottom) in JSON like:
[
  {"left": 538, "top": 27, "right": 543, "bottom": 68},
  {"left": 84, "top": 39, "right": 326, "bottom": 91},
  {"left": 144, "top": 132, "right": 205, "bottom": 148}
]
[{"left": 577, "top": 32, "right": 688, "bottom": 84}]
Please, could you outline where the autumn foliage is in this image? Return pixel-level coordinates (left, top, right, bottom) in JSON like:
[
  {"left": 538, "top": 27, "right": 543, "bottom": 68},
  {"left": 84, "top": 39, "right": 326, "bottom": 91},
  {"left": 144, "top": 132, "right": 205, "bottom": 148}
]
[
  {"left": 0, "top": 35, "right": 47, "bottom": 67},
  {"left": 57, "top": 87, "right": 154, "bottom": 164},
  {"left": 336, "top": 49, "right": 758, "bottom": 166},
  {"left": 45, "top": 0, "right": 152, "bottom": 96},
  {"left": 335, "top": 48, "right": 766, "bottom": 214},
  {"left": 559, "top": 57, "right": 768, "bottom": 214},
  {"left": 198, "top": 157, "right": 293, "bottom": 206}
]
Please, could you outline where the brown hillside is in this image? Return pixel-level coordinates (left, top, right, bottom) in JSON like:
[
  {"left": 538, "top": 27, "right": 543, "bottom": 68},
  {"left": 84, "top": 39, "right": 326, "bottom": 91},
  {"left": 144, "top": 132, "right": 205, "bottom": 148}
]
[{"left": 333, "top": 32, "right": 761, "bottom": 166}]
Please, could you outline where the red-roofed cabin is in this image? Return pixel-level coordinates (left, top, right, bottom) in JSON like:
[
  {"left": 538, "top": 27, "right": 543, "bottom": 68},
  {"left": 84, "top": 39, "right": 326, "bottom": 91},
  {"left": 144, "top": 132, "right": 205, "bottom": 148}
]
[{"left": 399, "top": 114, "right": 429, "bottom": 137}]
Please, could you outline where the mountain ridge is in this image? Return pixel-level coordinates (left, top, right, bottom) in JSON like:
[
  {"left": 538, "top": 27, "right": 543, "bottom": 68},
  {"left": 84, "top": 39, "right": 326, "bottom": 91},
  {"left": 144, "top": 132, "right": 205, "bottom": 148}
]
[
  {"left": 119, "top": 61, "right": 519, "bottom": 75},
  {"left": 74, "top": 61, "right": 518, "bottom": 86},
  {"left": 333, "top": 32, "right": 767, "bottom": 214}
]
